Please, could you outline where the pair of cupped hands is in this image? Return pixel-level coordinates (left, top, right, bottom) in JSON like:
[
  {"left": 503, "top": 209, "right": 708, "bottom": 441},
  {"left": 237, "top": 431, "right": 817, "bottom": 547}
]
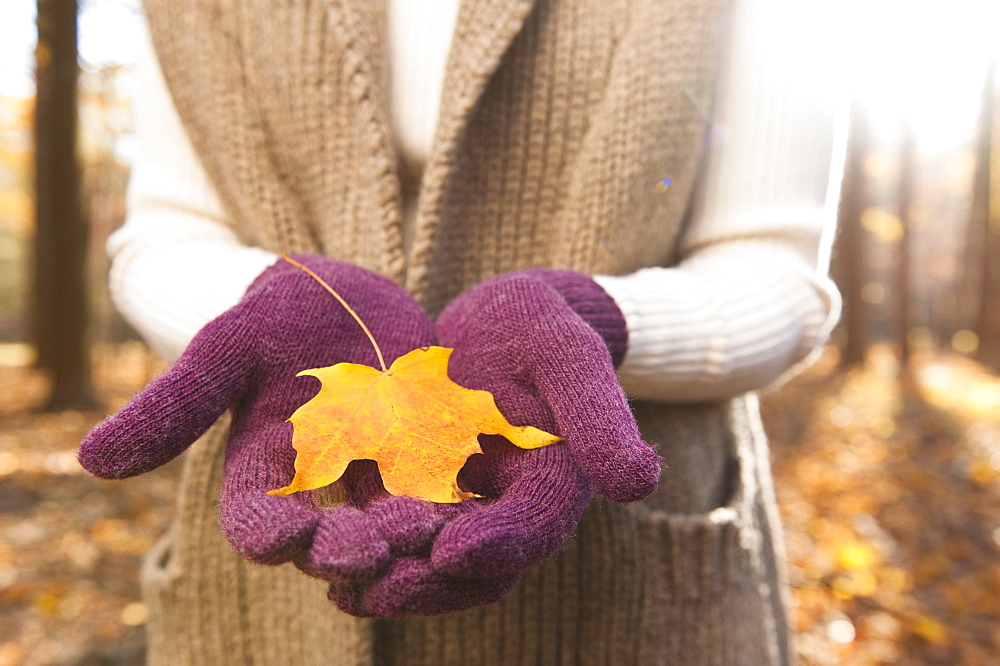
[{"left": 77, "top": 254, "right": 660, "bottom": 617}]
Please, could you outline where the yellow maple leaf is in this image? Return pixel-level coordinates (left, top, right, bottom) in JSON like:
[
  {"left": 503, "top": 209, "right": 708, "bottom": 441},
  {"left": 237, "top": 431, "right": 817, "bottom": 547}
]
[
  {"left": 269, "top": 346, "right": 560, "bottom": 503},
  {"left": 269, "top": 256, "right": 560, "bottom": 503}
]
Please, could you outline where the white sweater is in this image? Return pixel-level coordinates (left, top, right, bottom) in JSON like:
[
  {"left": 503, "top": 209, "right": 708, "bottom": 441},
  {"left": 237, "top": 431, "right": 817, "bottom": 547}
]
[{"left": 110, "top": 0, "right": 847, "bottom": 403}]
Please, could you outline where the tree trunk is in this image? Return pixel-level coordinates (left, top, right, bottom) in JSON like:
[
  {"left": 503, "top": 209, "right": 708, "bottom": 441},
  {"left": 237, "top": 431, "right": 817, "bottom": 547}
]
[
  {"left": 832, "top": 100, "right": 871, "bottom": 367},
  {"left": 33, "top": 0, "right": 96, "bottom": 410},
  {"left": 896, "top": 124, "right": 915, "bottom": 369},
  {"left": 974, "top": 63, "right": 1000, "bottom": 371}
]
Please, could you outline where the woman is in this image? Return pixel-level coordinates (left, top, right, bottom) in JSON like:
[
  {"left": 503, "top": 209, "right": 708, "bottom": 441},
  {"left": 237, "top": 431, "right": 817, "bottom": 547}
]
[{"left": 79, "top": 0, "right": 845, "bottom": 663}]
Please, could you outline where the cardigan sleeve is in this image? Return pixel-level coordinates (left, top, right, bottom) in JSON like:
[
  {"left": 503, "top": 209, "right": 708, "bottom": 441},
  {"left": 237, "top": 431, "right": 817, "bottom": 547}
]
[
  {"left": 107, "top": 26, "right": 278, "bottom": 361},
  {"left": 594, "top": 0, "right": 848, "bottom": 402},
  {"left": 111, "top": 3, "right": 847, "bottom": 402}
]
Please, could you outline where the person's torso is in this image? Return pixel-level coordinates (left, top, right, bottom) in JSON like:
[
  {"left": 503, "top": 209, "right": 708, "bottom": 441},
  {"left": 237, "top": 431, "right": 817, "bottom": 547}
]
[{"left": 144, "top": 0, "right": 732, "bottom": 314}]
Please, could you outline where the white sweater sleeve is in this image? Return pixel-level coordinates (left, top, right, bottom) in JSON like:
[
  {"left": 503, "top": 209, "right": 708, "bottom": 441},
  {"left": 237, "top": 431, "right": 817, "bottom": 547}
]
[
  {"left": 108, "top": 26, "right": 278, "bottom": 362},
  {"left": 594, "top": 0, "right": 848, "bottom": 402}
]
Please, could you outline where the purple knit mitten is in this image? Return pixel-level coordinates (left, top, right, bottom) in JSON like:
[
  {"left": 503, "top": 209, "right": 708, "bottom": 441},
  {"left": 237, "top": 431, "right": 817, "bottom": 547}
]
[
  {"left": 330, "top": 269, "right": 660, "bottom": 616},
  {"left": 78, "top": 255, "right": 444, "bottom": 581}
]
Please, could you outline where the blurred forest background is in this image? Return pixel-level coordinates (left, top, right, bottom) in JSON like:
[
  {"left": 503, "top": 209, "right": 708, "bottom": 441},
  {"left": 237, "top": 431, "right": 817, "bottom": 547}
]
[{"left": 2, "top": 0, "right": 1000, "bottom": 664}]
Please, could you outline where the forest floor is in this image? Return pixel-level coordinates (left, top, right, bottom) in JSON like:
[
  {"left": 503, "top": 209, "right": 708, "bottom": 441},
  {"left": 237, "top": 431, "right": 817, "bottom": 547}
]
[
  {"left": 0, "top": 344, "right": 998, "bottom": 664},
  {"left": 763, "top": 347, "right": 1000, "bottom": 664}
]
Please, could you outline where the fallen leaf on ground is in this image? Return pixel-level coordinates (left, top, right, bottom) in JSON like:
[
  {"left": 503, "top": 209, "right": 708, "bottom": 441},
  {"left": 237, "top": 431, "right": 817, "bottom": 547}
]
[{"left": 268, "top": 346, "right": 561, "bottom": 503}]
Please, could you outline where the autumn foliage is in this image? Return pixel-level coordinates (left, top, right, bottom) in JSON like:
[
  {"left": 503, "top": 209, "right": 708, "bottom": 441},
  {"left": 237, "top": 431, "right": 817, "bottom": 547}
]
[{"left": 764, "top": 348, "right": 1000, "bottom": 664}]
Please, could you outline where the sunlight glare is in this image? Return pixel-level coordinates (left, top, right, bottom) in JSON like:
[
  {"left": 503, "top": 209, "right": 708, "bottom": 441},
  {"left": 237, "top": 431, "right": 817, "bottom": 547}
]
[
  {"left": 0, "top": 0, "right": 995, "bottom": 155},
  {"left": 0, "top": 0, "right": 143, "bottom": 99},
  {"left": 78, "top": 0, "right": 143, "bottom": 70},
  {"left": 844, "top": 0, "right": 997, "bottom": 153},
  {"left": 0, "top": 0, "right": 36, "bottom": 98}
]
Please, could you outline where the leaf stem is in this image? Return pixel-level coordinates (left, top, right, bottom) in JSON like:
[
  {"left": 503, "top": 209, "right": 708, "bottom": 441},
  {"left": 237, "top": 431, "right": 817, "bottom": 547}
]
[{"left": 281, "top": 255, "right": 387, "bottom": 371}]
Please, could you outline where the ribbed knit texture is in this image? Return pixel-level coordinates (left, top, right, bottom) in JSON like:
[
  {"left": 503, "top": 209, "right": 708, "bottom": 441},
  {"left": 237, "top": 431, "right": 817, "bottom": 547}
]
[
  {"left": 522, "top": 269, "right": 631, "bottom": 368},
  {"left": 114, "top": 0, "right": 842, "bottom": 387},
  {"left": 597, "top": 236, "right": 839, "bottom": 401},
  {"left": 83, "top": 256, "right": 456, "bottom": 578},
  {"left": 142, "top": 397, "right": 789, "bottom": 665},
  {"left": 107, "top": 32, "right": 278, "bottom": 360},
  {"left": 137, "top": 0, "right": 794, "bottom": 662},
  {"left": 142, "top": 0, "right": 729, "bottom": 314},
  {"left": 328, "top": 270, "right": 656, "bottom": 617},
  {"left": 141, "top": 417, "right": 377, "bottom": 666}
]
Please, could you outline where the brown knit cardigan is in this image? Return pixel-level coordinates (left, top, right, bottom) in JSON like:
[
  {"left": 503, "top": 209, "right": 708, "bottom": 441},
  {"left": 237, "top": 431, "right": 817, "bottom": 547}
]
[{"left": 138, "top": 0, "right": 793, "bottom": 663}]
